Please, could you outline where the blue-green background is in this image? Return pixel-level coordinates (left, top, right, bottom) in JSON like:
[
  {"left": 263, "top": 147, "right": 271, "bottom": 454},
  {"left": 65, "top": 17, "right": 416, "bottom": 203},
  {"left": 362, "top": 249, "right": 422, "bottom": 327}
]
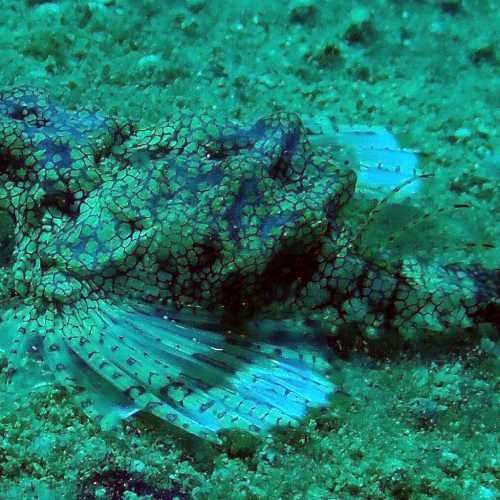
[{"left": 0, "top": 0, "right": 498, "bottom": 498}]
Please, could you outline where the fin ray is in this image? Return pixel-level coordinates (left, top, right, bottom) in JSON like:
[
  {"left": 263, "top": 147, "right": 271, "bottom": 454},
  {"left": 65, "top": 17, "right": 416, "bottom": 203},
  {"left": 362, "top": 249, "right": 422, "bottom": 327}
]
[{"left": 61, "top": 300, "right": 336, "bottom": 441}]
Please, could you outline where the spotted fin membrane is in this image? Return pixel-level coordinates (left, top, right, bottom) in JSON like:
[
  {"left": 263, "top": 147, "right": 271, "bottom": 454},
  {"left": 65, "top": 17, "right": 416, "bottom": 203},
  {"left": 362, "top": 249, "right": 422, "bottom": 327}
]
[{"left": 0, "top": 300, "right": 335, "bottom": 441}]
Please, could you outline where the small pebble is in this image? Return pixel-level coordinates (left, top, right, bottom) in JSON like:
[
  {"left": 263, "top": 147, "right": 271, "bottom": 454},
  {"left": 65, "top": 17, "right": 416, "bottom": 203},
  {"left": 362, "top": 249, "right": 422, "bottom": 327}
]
[
  {"left": 186, "top": 0, "right": 206, "bottom": 14},
  {"left": 137, "top": 54, "right": 161, "bottom": 71},
  {"left": 131, "top": 460, "right": 146, "bottom": 474},
  {"left": 344, "top": 7, "right": 374, "bottom": 44},
  {"left": 289, "top": 0, "right": 317, "bottom": 24},
  {"left": 439, "top": 450, "right": 464, "bottom": 475}
]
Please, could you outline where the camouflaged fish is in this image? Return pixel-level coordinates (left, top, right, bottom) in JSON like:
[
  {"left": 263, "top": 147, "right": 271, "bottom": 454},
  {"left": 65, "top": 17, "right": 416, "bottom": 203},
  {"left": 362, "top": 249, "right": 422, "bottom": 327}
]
[{"left": 0, "top": 88, "right": 498, "bottom": 442}]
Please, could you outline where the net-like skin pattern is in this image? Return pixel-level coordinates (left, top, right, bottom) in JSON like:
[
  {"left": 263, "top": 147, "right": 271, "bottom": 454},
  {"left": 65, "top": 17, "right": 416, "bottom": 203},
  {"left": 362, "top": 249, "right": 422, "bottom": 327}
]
[{"left": 0, "top": 88, "right": 497, "bottom": 441}]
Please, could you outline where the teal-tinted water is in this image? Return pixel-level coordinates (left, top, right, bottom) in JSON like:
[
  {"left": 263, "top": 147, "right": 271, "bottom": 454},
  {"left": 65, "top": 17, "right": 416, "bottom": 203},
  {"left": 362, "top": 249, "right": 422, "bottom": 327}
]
[{"left": 0, "top": 1, "right": 498, "bottom": 498}]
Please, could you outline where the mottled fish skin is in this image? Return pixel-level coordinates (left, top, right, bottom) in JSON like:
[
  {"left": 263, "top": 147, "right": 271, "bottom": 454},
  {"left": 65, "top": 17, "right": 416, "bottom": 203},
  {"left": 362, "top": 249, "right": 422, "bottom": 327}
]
[{"left": 0, "top": 88, "right": 497, "bottom": 441}]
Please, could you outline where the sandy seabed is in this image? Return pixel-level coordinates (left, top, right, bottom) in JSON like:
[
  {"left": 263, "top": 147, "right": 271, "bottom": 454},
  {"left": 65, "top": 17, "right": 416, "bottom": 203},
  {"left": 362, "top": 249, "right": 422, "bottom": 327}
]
[{"left": 0, "top": 0, "right": 498, "bottom": 498}]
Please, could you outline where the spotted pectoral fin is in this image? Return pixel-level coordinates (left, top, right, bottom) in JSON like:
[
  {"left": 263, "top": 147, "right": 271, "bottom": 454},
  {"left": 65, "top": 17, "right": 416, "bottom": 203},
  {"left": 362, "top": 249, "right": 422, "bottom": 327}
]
[
  {"left": 52, "top": 300, "right": 335, "bottom": 442},
  {"left": 0, "top": 304, "right": 47, "bottom": 382},
  {"left": 50, "top": 347, "right": 141, "bottom": 430},
  {"left": 0, "top": 305, "right": 52, "bottom": 403},
  {"left": 0, "top": 303, "right": 139, "bottom": 426}
]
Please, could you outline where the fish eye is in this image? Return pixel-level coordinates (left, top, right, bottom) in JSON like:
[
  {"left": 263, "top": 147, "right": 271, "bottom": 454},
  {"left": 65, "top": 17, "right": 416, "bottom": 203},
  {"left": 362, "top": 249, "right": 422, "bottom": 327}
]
[
  {"left": 9, "top": 104, "right": 36, "bottom": 120},
  {"left": 205, "top": 143, "right": 228, "bottom": 160},
  {"left": 8, "top": 104, "right": 48, "bottom": 128}
]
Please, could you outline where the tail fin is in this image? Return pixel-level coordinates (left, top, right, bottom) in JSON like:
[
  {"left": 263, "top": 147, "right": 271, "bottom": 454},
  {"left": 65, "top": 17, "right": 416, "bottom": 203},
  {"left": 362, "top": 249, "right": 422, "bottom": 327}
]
[
  {"left": 304, "top": 115, "right": 422, "bottom": 196},
  {"left": 1, "top": 300, "right": 335, "bottom": 442}
]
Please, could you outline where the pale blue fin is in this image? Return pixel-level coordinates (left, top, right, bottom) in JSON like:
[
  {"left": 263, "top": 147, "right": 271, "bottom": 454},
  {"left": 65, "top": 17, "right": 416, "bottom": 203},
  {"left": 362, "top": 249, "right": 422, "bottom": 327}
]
[
  {"left": 65, "top": 301, "right": 335, "bottom": 441},
  {"left": 0, "top": 304, "right": 138, "bottom": 427},
  {"left": 2, "top": 300, "right": 335, "bottom": 442},
  {"left": 0, "top": 305, "right": 51, "bottom": 393},
  {"left": 304, "top": 115, "right": 422, "bottom": 196}
]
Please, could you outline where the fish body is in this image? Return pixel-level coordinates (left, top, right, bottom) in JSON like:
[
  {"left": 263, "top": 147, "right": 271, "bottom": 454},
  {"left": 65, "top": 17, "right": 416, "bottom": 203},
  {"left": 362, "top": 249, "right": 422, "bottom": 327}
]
[{"left": 0, "top": 88, "right": 497, "bottom": 441}]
